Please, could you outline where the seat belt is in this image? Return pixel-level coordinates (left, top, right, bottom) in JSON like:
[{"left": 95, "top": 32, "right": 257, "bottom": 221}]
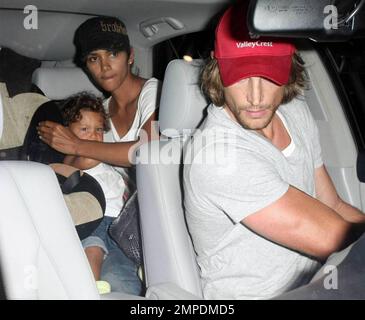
[{"left": 59, "top": 170, "right": 81, "bottom": 194}]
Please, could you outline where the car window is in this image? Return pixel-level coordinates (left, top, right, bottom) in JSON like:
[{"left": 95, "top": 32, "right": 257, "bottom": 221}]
[
  {"left": 0, "top": 265, "right": 5, "bottom": 300},
  {"left": 153, "top": 30, "right": 213, "bottom": 81},
  {"left": 318, "top": 40, "right": 365, "bottom": 149}
]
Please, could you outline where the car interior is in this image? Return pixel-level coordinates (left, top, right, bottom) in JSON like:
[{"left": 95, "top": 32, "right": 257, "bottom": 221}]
[{"left": 1, "top": 0, "right": 365, "bottom": 300}]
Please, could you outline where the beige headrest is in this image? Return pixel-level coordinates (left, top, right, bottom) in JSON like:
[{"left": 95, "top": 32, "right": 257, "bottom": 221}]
[{"left": 0, "top": 82, "right": 49, "bottom": 149}]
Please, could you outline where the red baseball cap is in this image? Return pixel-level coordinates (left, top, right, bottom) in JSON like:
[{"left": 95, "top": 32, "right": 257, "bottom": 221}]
[{"left": 214, "top": 4, "right": 296, "bottom": 87}]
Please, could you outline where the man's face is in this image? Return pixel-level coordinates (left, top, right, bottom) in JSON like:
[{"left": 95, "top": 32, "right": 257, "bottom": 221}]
[{"left": 223, "top": 77, "right": 285, "bottom": 131}]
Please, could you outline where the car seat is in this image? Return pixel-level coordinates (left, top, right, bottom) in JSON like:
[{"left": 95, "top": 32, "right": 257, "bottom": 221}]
[
  {"left": 0, "top": 83, "right": 49, "bottom": 159},
  {"left": 0, "top": 160, "right": 146, "bottom": 300},
  {"left": 0, "top": 71, "right": 144, "bottom": 300},
  {"left": 137, "top": 56, "right": 365, "bottom": 300},
  {"left": 0, "top": 65, "right": 101, "bottom": 159},
  {"left": 32, "top": 66, "right": 103, "bottom": 100},
  {"left": 137, "top": 59, "right": 208, "bottom": 299},
  {"left": 0, "top": 90, "right": 3, "bottom": 143},
  {"left": 0, "top": 160, "right": 101, "bottom": 299}
]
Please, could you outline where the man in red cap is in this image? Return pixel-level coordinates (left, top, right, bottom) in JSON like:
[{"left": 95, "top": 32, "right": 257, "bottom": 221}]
[{"left": 183, "top": 2, "right": 365, "bottom": 299}]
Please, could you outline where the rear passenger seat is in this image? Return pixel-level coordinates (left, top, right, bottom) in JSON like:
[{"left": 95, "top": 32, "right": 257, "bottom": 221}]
[
  {"left": 0, "top": 89, "right": 3, "bottom": 141},
  {"left": 0, "top": 65, "right": 109, "bottom": 247},
  {"left": 32, "top": 66, "right": 103, "bottom": 100},
  {"left": 0, "top": 65, "right": 103, "bottom": 160},
  {"left": 0, "top": 83, "right": 49, "bottom": 159}
]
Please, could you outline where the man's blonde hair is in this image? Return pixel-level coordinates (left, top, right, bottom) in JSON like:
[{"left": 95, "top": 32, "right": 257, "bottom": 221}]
[{"left": 200, "top": 51, "right": 308, "bottom": 106}]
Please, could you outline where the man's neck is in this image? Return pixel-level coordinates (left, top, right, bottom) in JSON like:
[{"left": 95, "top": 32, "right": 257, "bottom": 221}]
[
  {"left": 223, "top": 106, "right": 291, "bottom": 151},
  {"left": 262, "top": 115, "right": 291, "bottom": 151},
  {"left": 257, "top": 116, "right": 276, "bottom": 140}
]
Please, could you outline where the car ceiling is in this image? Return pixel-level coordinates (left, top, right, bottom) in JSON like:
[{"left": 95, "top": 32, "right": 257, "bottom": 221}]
[{"left": 0, "top": 0, "right": 232, "bottom": 61}]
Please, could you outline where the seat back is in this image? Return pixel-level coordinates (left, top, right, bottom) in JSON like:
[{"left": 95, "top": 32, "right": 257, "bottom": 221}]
[
  {"left": 137, "top": 59, "right": 208, "bottom": 297},
  {"left": 299, "top": 48, "right": 362, "bottom": 209},
  {"left": 0, "top": 161, "right": 100, "bottom": 299},
  {"left": 32, "top": 67, "right": 103, "bottom": 100},
  {"left": 0, "top": 66, "right": 101, "bottom": 156},
  {"left": 138, "top": 48, "right": 365, "bottom": 300},
  {"left": 0, "top": 90, "right": 3, "bottom": 141},
  {"left": 0, "top": 83, "right": 49, "bottom": 156}
]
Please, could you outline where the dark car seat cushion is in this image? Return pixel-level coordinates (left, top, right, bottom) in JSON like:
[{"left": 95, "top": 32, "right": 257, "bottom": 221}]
[
  {"left": 0, "top": 47, "right": 41, "bottom": 97},
  {"left": 21, "top": 99, "right": 65, "bottom": 164},
  {"left": 23, "top": 100, "right": 106, "bottom": 240},
  {"left": 0, "top": 83, "right": 49, "bottom": 152}
]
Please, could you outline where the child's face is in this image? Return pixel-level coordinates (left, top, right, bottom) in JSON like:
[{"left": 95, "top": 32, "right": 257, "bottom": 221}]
[{"left": 69, "top": 109, "right": 104, "bottom": 142}]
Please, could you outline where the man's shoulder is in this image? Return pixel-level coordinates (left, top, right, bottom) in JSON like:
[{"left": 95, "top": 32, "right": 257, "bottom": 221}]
[
  {"left": 279, "top": 97, "right": 311, "bottom": 118},
  {"left": 279, "top": 97, "right": 316, "bottom": 135},
  {"left": 199, "top": 104, "right": 238, "bottom": 133},
  {"left": 185, "top": 129, "right": 267, "bottom": 173}
]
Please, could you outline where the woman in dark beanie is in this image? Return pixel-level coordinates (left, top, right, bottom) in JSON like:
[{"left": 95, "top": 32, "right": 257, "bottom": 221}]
[
  {"left": 38, "top": 16, "right": 161, "bottom": 296},
  {"left": 39, "top": 16, "right": 160, "bottom": 169}
]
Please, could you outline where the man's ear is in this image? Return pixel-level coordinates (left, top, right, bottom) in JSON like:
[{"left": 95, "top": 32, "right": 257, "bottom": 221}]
[
  {"left": 210, "top": 50, "right": 215, "bottom": 59},
  {"left": 128, "top": 48, "right": 135, "bottom": 65}
]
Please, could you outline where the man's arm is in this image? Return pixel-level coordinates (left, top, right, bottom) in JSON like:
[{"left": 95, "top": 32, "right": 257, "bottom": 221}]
[
  {"left": 242, "top": 186, "right": 365, "bottom": 261},
  {"left": 315, "top": 165, "right": 365, "bottom": 223}
]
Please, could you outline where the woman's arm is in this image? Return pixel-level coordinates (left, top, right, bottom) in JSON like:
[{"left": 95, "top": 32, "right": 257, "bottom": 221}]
[
  {"left": 49, "top": 163, "right": 80, "bottom": 178},
  {"left": 63, "top": 154, "right": 101, "bottom": 170},
  {"left": 140, "top": 110, "right": 159, "bottom": 141},
  {"left": 38, "top": 120, "right": 139, "bottom": 167},
  {"left": 37, "top": 111, "right": 159, "bottom": 167}
]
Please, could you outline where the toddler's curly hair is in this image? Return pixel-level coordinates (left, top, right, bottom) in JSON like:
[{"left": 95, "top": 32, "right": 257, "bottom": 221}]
[{"left": 62, "top": 92, "right": 109, "bottom": 131}]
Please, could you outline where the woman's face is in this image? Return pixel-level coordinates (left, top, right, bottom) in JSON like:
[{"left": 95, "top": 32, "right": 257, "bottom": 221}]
[{"left": 85, "top": 49, "right": 132, "bottom": 93}]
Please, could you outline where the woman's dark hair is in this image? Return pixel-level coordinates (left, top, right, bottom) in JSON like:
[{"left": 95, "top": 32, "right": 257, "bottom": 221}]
[
  {"left": 74, "top": 16, "right": 131, "bottom": 65},
  {"left": 62, "top": 92, "right": 109, "bottom": 131}
]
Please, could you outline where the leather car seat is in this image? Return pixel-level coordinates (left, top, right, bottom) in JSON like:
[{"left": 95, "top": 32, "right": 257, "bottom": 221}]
[
  {"left": 137, "top": 59, "right": 208, "bottom": 299},
  {"left": 32, "top": 67, "right": 102, "bottom": 100}
]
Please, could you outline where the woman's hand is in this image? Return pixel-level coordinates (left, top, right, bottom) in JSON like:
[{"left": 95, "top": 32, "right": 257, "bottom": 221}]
[
  {"left": 38, "top": 120, "right": 140, "bottom": 167},
  {"left": 37, "top": 121, "right": 81, "bottom": 156}
]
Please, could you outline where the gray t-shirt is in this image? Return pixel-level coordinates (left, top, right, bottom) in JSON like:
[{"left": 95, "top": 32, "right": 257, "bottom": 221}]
[{"left": 183, "top": 98, "right": 323, "bottom": 299}]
